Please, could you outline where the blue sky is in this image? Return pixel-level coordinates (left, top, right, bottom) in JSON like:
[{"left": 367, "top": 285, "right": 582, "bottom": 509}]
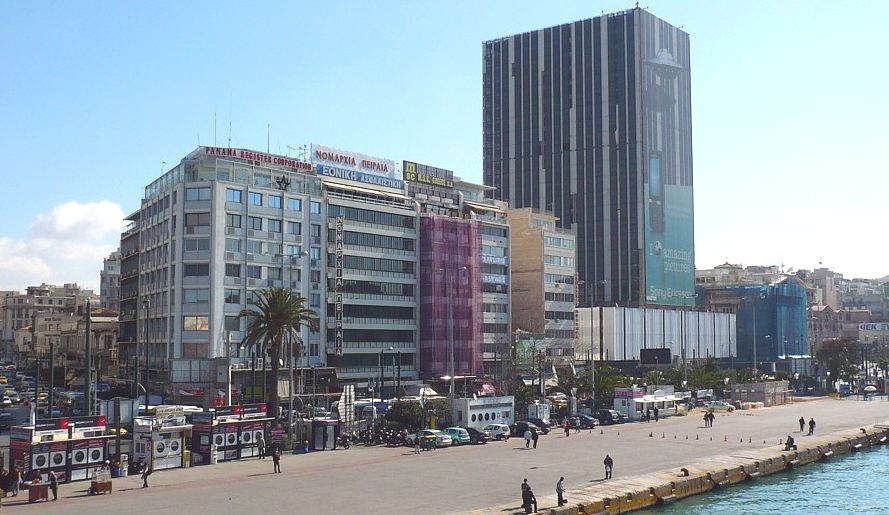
[{"left": 1, "top": 1, "right": 886, "bottom": 291}]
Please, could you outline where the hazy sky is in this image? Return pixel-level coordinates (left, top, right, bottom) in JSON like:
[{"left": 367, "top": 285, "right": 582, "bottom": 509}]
[{"left": 1, "top": 1, "right": 886, "bottom": 291}]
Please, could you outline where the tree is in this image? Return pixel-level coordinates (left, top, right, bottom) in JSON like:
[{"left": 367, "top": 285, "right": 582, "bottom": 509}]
[
  {"left": 238, "top": 287, "right": 319, "bottom": 421},
  {"left": 385, "top": 400, "right": 423, "bottom": 430},
  {"left": 815, "top": 338, "right": 859, "bottom": 391}
]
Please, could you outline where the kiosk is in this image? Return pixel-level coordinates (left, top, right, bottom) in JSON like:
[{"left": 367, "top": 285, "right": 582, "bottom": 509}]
[
  {"left": 189, "top": 403, "right": 272, "bottom": 464},
  {"left": 9, "top": 416, "right": 112, "bottom": 484},
  {"left": 133, "top": 406, "right": 193, "bottom": 472}
]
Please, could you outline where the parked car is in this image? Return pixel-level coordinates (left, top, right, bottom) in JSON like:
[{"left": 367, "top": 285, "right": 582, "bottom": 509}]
[
  {"left": 5, "top": 391, "right": 21, "bottom": 404},
  {"left": 525, "top": 418, "right": 551, "bottom": 433},
  {"left": 595, "top": 409, "right": 627, "bottom": 425},
  {"left": 463, "top": 427, "right": 490, "bottom": 444},
  {"left": 509, "top": 420, "right": 543, "bottom": 437},
  {"left": 405, "top": 429, "right": 452, "bottom": 448},
  {"left": 0, "top": 411, "right": 13, "bottom": 430},
  {"left": 569, "top": 414, "right": 599, "bottom": 429},
  {"left": 484, "top": 423, "right": 511, "bottom": 440},
  {"left": 442, "top": 427, "right": 471, "bottom": 446},
  {"left": 706, "top": 400, "right": 735, "bottom": 412}
]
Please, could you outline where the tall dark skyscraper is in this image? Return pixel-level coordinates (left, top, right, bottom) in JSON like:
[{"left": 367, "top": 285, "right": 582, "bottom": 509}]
[{"left": 483, "top": 8, "right": 695, "bottom": 308}]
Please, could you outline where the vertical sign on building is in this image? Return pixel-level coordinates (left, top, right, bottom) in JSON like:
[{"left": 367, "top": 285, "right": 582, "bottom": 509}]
[{"left": 334, "top": 216, "right": 345, "bottom": 356}]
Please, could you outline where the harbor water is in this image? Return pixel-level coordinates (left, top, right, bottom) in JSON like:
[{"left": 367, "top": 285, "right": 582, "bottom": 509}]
[{"left": 654, "top": 444, "right": 889, "bottom": 515}]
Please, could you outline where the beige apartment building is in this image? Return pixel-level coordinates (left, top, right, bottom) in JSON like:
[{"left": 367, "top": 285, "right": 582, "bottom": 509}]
[{"left": 507, "top": 208, "right": 577, "bottom": 363}]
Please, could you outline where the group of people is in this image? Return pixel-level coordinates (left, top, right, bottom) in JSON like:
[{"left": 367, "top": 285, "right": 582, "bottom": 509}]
[
  {"left": 523, "top": 428, "right": 540, "bottom": 449},
  {"left": 642, "top": 407, "right": 660, "bottom": 422},
  {"left": 520, "top": 455, "right": 615, "bottom": 513},
  {"left": 702, "top": 410, "right": 716, "bottom": 427},
  {"left": 799, "top": 416, "right": 816, "bottom": 435}
]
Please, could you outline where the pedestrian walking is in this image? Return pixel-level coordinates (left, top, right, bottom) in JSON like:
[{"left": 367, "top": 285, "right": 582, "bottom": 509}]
[
  {"left": 531, "top": 428, "right": 539, "bottom": 449},
  {"left": 140, "top": 461, "right": 152, "bottom": 488},
  {"left": 646, "top": 408, "right": 652, "bottom": 422},
  {"left": 703, "top": 412, "right": 710, "bottom": 427},
  {"left": 522, "top": 481, "right": 538, "bottom": 514},
  {"left": 603, "top": 454, "right": 614, "bottom": 479},
  {"left": 708, "top": 412, "right": 715, "bottom": 427},
  {"left": 49, "top": 471, "right": 58, "bottom": 501},
  {"left": 11, "top": 468, "right": 20, "bottom": 496},
  {"left": 414, "top": 434, "right": 421, "bottom": 454},
  {"left": 799, "top": 416, "right": 805, "bottom": 433},
  {"left": 556, "top": 476, "right": 566, "bottom": 507},
  {"left": 272, "top": 445, "right": 282, "bottom": 473},
  {"left": 564, "top": 420, "right": 571, "bottom": 437},
  {"left": 654, "top": 407, "right": 659, "bottom": 422},
  {"left": 524, "top": 429, "right": 532, "bottom": 449},
  {"left": 257, "top": 433, "right": 266, "bottom": 459},
  {"left": 808, "top": 418, "right": 816, "bottom": 436}
]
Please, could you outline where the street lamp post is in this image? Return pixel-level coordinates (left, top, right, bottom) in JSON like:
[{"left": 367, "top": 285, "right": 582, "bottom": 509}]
[
  {"left": 85, "top": 298, "right": 93, "bottom": 416},
  {"left": 49, "top": 337, "right": 55, "bottom": 417},
  {"left": 142, "top": 298, "right": 150, "bottom": 411}
]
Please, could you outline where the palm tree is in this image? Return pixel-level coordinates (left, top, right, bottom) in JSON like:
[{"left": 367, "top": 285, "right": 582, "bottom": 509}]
[{"left": 238, "top": 287, "right": 319, "bottom": 421}]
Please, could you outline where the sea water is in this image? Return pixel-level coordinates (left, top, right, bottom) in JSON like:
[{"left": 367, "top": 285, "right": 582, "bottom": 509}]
[{"left": 654, "top": 445, "right": 889, "bottom": 515}]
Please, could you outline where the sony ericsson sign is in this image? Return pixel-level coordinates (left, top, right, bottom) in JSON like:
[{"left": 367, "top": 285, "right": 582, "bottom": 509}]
[{"left": 316, "top": 164, "right": 405, "bottom": 190}]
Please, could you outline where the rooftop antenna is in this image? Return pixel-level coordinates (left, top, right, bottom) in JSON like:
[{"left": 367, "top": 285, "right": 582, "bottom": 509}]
[
  {"left": 214, "top": 111, "right": 217, "bottom": 146},
  {"left": 267, "top": 123, "right": 270, "bottom": 153},
  {"left": 228, "top": 96, "right": 232, "bottom": 148},
  {"left": 160, "top": 161, "right": 167, "bottom": 173}
]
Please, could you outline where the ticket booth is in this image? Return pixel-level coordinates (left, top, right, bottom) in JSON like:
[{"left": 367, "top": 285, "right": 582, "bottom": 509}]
[
  {"left": 9, "top": 416, "right": 111, "bottom": 484},
  {"left": 311, "top": 419, "right": 340, "bottom": 451},
  {"left": 133, "top": 406, "right": 193, "bottom": 472},
  {"left": 189, "top": 403, "right": 271, "bottom": 464}
]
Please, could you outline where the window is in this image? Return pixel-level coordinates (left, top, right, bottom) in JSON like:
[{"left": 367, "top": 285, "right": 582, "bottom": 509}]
[
  {"left": 184, "top": 263, "right": 209, "bottom": 276},
  {"left": 183, "top": 316, "right": 209, "bottom": 331},
  {"left": 224, "top": 316, "right": 240, "bottom": 331},
  {"left": 226, "top": 214, "right": 242, "bottom": 228},
  {"left": 247, "top": 265, "right": 262, "bottom": 279},
  {"left": 249, "top": 192, "right": 263, "bottom": 206},
  {"left": 247, "top": 240, "right": 263, "bottom": 254},
  {"left": 287, "top": 198, "right": 302, "bottom": 211},
  {"left": 185, "top": 212, "right": 210, "bottom": 227},
  {"left": 310, "top": 224, "right": 321, "bottom": 238},
  {"left": 268, "top": 195, "right": 282, "bottom": 209},
  {"left": 285, "top": 244, "right": 302, "bottom": 256},
  {"left": 184, "top": 238, "right": 209, "bottom": 252},
  {"left": 225, "top": 264, "right": 241, "bottom": 277},
  {"left": 287, "top": 221, "right": 301, "bottom": 235},
  {"left": 309, "top": 293, "right": 320, "bottom": 308},
  {"left": 309, "top": 342, "right": 319, "bottom": 357},
  {"left": 226, "top": 188, "right": 242, "bottom": 203},
  {"left": 309, "top": 247, "right": 321, "bottom": 260},
  {"left": 268, "top": 219, "right": 282, "bottom": 233},
  {"left": 268, "top": 267, "right": 282, "bottom": 280},
  {"left": 267, "top": 242, "right": 281, "bottom": 256},
  {"left": 183, "top": 289, "right": 210, "bottom": 303},
  {"left": 225, "top": 238, "right": 241, "bottom": 253},
  {"left": 310, "top": 201, "right": 321, "bottom": 214},
  {"left": 224, "top": 288, "right": 241, "bottom": 304},
  {"left": 248, "top": 216, "right": 262, "bottom": 230},
  {"left": 185, "top": 187, "right": 211, "bottom": 201}
]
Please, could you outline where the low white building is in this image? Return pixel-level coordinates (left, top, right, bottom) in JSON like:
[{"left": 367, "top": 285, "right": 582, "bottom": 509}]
[{"left": 451, "top": 395, "right": 514, "bottom": 429}]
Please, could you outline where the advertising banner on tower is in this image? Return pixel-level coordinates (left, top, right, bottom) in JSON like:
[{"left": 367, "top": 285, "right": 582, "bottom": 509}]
[{"left": 641, "top": 15, "right": 695, "bottom": 307}]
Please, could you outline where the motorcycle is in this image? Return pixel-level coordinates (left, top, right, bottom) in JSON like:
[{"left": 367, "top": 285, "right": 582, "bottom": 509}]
[{"left": 337, "top": 433, "right": 351, "bottom": 449}]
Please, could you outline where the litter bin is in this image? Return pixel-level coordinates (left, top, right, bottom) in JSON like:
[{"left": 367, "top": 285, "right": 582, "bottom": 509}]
[
  {"left": 120, "top": 454, "right": 129, "bottom": 478},
  {"left": 210, "top": 444, "right": 218, "bottom": 465}
]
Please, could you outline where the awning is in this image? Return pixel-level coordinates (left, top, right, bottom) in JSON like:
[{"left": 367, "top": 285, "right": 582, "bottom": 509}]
[
  {"left": 324, "top": 181, "right": 411, "bottom": 201},
  {"left": 463, "top": 200, "right": 504, "bottom": 213}
]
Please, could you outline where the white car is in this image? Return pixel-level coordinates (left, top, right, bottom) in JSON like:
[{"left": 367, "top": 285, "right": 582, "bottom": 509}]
[
  {"left": 483, "top": 423, "right": 511, "bottom": 440},
  {"left": 406, "top": 429, "right": 452, "bottom": 448},
  {"left": 706, "top": 400, "right": 735, "bottom": 412}
]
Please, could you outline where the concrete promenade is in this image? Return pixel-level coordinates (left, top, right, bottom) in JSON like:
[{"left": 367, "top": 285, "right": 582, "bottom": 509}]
[{"left": 7, "top": 397, "right": 888, "bottom": 514}]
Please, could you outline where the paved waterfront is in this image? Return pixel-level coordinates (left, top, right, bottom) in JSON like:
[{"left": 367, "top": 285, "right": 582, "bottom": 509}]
[{"left": 9, "top": 397, "right": 888, "bottom": 514}]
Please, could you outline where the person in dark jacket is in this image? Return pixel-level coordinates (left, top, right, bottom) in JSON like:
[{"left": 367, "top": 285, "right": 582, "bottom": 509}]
[
  {"left": 49, "top": 471, "right": 59, "bottom": 500},
  {"left": 522, "top": 481, "right": 537, "bottom": 513},
  {"left": 272, "top": 445, "right": 282, "bottom": 473},
  {"left": 604, "top": 454, "right": 614, "bottom": 479},
  {"left": 799, "top": 416, "right": 806, "bottom": 433},
  {"left": 531, "top": 429, "right": 539, "bottom": 449},
  {"left": 808, "top": 418, "right": 816, "bottom": 435},
  {"left": 140, "top": 461, "right": 152, "bottom": 488}
]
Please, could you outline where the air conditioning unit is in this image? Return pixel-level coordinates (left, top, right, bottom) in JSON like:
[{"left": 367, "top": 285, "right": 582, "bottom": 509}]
[
  {"left": 225, "top": 252, "right": 235, "bottom": 260},
  {"left": 248, "top": 279, "right": 258, "bottom": 286},
  {"left": 247, "top": 254, "right": 255, "bottom": 262},
  {"left": 233, "top": 278, "right": 242, "bottom": 285},
  {"left": 186, "top": 227, "right": 195, "bottom": 234},
  {"left": 226, "top": 227, "right": 237, "bottom": 236},
  {"left": 248, "top": 230, "right": 256, "bottom": 237}
]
